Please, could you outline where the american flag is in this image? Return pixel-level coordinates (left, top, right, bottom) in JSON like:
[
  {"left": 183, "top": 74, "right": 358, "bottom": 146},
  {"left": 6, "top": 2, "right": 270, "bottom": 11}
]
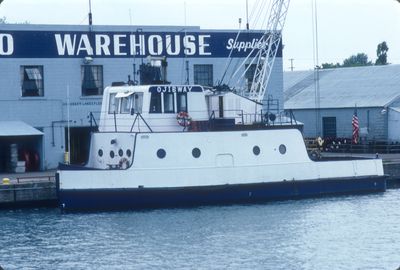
[{"left": 352, "top": 109, "right": 359, "bottom": 144}]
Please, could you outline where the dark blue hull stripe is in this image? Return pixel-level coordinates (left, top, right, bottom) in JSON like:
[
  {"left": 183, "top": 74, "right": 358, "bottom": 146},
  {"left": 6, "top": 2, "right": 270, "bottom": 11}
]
[{"left": 58, "top": 176, "right": 386, "bottom": 211}]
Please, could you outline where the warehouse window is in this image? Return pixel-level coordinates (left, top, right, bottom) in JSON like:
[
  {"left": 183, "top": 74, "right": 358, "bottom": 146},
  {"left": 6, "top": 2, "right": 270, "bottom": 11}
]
[
  {"left": 245, "top": 64, "right": 256, "bottom": 91},
  {"left": 21, "top": 66, "right": 44, "bottom": 97},
  {"left": 194, "top": 64, "right": 213, "bottom": 86},
  {"left": 81, "top": 65, "right": 103, "bottom": 96},
  {"left": 323, "top": 117, "right": 337, "bottom": 138}
]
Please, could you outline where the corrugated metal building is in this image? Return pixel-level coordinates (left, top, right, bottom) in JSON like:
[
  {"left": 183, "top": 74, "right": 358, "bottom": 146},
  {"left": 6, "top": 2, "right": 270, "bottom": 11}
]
[
  {"left": 284, "top": 65, "right": 400, "bottom": 142},
  {"left": 0, "top": 24, "right": 284, "bottom": 171}
]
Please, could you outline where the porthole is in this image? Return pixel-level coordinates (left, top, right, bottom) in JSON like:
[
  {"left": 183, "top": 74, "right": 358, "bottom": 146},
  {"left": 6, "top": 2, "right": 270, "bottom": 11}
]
[
  {"left": 110, "top": 150, "right": 115, "bottom": 158},
  {"left": 157, "top": 149, "right": 166, "bottom": 159},
  {"left": 253, "top": 146, "right": 260, "bottom": 156},
  {"left": 126, "top": 149, "right": 132, "bottom": 157},
  {"left": 192, "top": 148, "right": 201, "bottom": 158},
  {"left": 279, "top": 144, "right": 287, "bottom": 154},
  {"left": 118, "top": 149, "right": 124, "bottom": 157},
  {"left": 98, "top": 149, "right": 103, "bottom": 157}
]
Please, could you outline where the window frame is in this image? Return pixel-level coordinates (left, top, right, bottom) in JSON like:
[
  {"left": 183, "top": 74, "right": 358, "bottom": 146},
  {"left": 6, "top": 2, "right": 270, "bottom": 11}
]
[
  {"left": 322, "top": 117, "right": 337, "bottom": 138},
  {"left": 20, "top": 65, "right": 44, "bottom": 97},
  {"left": 108, "top": 93, "right": 118, "bottom": 114},
  {"left": 149, "top": 92, "right": 162, "bottom": 113},
  {"left": 177, "top": 92, "right": 188, "bottom": 113},
  {"left": 193, "top": 64, "right": 213, "bottom": 87},
  {"left": 120, "top": 96, "right": 132, "bottom": 114},
  {"left": 163, "top": 92, "right": 175, "bottom": 113},
  {"left": 81, "top": 65, "right": 104, "bottom": 96}
]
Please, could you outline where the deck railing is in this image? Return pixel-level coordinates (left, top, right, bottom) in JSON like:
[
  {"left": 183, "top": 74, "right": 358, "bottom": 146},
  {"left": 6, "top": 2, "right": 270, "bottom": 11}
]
[{"left": 306, "top": 137, "right": 400, "bottom": 154}]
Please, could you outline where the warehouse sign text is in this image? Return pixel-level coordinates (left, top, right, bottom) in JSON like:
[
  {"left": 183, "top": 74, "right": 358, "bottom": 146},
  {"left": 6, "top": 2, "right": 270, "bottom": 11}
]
[{"left": 0, "top": 30, "right": 282, "bottom": 58}]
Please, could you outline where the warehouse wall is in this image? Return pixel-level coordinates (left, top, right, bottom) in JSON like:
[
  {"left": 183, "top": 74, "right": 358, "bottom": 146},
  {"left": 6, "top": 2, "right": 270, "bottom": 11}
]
[
  {"left": 290, "top": 107, "right": 387, "bottom": 140},
  {"left": 0, "top": 24, "right": 284, "bottom": 169}
]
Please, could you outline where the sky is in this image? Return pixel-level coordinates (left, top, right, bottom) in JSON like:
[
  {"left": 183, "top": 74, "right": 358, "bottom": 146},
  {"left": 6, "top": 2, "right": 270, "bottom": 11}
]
[{"left": 1, "top": 0, "right": 400, "bottom": 71}]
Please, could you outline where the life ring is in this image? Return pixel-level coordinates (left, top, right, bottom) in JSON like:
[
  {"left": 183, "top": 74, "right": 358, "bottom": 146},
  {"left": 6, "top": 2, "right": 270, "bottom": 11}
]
[
  {"left": 119, "top": 158, "right": 129, "bottom": 169},
  {"left": 176, "top": 111, "right": 192, "bottom": 127}
]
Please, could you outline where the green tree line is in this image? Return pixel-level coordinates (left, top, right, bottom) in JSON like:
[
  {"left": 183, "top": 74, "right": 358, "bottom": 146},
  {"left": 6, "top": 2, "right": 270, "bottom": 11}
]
[{"left": 321, "top": 41, "right": 389, "bottom": 69}]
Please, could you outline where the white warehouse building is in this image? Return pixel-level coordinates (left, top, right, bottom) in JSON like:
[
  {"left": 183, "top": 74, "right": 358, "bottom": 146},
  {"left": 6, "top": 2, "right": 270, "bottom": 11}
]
[
  {"left": 284, "top": 65, "right": 400, "bottom": 142},
  {"left": 0, "top": 23, "right": 284, "bottom": 171}
]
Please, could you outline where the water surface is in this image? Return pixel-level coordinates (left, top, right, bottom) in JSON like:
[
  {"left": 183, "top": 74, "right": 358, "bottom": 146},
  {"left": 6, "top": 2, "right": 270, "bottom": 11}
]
[{"left": 0, "top": 190, "right": 399, "bottom": 269}]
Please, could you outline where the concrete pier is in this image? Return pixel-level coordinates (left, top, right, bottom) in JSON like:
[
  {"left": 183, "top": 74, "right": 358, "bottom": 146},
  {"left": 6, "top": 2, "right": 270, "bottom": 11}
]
[{"left": 0, "top": 171, "right": 57, "bottom": 208}]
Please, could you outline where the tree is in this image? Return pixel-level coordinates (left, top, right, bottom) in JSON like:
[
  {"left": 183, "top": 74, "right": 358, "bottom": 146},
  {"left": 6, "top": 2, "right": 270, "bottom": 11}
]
[
  {"left": 0, "top": 17, "right": 6, "bottom": 24},
  {"left": 375, "top": 41, "right": 389, "bottom": 65},
  {"left": 342, "top": 53, "right": 372, "bottom": 67},
  {"left": 321, "top": 62, "right": 340, "bottom": 69}
]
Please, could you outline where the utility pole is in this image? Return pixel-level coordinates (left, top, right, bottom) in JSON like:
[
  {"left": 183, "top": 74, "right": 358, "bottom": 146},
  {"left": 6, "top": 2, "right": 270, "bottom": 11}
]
[{"left": 289, "top": 58, "right": 294, "bottom": 71}]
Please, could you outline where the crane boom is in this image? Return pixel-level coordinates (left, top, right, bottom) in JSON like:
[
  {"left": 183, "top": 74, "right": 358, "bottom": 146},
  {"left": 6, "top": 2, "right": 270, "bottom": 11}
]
[{"left": 248, "top": 0, "right": 290, "bottom": 103}]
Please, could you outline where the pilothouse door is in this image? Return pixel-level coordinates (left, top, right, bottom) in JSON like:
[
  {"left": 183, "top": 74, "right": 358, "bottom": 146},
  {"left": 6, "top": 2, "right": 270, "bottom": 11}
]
[{"left": 218, "top": 96, "right": 224, "bottom": 118}]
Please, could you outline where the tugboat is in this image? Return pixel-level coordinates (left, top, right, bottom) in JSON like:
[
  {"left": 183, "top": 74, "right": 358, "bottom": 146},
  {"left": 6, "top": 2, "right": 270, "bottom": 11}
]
[
  {"left": 57, "top": 0, "right": 385, "bottom": 211},
  {"left": 57, "top": 83, "right": 386, "bottom": 211}
]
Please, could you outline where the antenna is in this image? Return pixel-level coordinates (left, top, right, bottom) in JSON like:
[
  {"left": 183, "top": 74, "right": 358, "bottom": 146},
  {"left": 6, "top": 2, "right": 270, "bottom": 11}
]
[
  {"left": 88, "top": 0, "right": 93, "bottom": 30},
  {"left": 129, "top": 8, "right": 137, "bottom": 84},
  {"left": 67, "top": 85, "right": 71, "bottom": 165},
  {"left": 185, "top": 60, "right": 189, "bottom": 85},
  {"left": 312, "top": 0, "right": 321, "bottom": 137},
  {"left": 182, "top": 1, "right": 189, "bottom": 84},
  {"left": 246, "top": 0, "right": 250, "bottom": 30}
]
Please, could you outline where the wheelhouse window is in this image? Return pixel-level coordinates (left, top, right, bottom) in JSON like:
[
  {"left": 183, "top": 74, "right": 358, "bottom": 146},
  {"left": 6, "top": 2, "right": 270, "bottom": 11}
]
[
  {"left": 149, "top": 92, "right": 162, "bottom": 113},
  {"left": 21, "top": 66, "right": 44, "bottom": 97},
  {"left": 163, "top": 92, "right": 175, "bottom": 113},
  {"left": 108, "top": 93, "right": 117, "bottom": 114},
  {"left": 194, "top": 64, "right": 213, "bottom": 86},
  {"left": 177, "top": 93, "right": 187, "bottom": 112},
  {"left": 120, "top": 96, "right": 132, "bottom": 114},
  {"left": 81, "top": 65, "right": 103, "bottom": 96},
  {"left": 133, "top": 93, "right": 143, "bottom": 114}
]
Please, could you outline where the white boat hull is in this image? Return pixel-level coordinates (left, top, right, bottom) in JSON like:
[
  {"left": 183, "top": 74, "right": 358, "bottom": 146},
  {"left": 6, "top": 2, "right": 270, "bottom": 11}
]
[{"left": 57, "top": 129, "right": 386, "bottom": 211}]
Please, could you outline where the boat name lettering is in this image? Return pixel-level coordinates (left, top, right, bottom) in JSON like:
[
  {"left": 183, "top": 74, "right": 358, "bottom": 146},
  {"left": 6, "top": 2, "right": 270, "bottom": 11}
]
[
  {"left": 156, "top": 86, "right": 193, "bottom": 93},
  {"left": 149, "top": 86, "right": 202, "bottom": 93},
  {"left": 0, "top": 33, "right": 14, "bottom": 55}
]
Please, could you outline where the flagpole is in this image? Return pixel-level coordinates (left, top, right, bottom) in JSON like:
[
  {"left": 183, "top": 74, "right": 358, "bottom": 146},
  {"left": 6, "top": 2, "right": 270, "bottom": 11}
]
[
  {"left": 352, "top": 104, "right": 359, "bottom": 147},
  {"left": 67, "top": 85, "right": 71, "bottom": 164}
]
